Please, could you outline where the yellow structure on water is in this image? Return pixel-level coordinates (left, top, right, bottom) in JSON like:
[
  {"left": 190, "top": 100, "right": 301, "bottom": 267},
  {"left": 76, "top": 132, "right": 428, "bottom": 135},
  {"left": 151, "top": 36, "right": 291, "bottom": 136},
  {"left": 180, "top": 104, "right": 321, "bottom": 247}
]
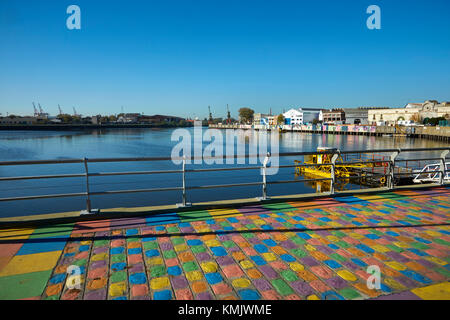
[{"left": 294, "top": 147, "right": 388, "bottom": 181}]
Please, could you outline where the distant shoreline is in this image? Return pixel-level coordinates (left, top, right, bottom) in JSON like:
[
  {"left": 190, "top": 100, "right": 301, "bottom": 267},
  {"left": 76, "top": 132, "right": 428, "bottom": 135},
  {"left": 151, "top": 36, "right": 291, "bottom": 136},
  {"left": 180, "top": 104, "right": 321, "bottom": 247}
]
[{"left": 0, "top": 124, "right": 194, "bottom": 131}]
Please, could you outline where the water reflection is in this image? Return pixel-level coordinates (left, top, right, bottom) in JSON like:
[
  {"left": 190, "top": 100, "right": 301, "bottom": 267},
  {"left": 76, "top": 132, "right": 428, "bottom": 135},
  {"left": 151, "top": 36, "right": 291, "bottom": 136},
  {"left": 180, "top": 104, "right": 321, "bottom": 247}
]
[{"left": 0, "top": 128, "right": 447, "bottom": 218}]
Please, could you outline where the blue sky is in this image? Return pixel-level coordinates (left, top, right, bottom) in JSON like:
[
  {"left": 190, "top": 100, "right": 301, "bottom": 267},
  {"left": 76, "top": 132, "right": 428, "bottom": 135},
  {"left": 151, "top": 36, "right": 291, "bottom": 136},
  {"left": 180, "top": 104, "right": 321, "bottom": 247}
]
[{"left": 0, "top": 0, "right": 449, "bottom": 119}]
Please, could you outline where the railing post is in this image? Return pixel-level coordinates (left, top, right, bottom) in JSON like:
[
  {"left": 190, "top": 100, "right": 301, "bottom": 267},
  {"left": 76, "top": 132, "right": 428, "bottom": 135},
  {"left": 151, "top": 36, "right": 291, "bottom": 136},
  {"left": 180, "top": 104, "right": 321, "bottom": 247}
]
[
  {"left": 258, "top": 152, "right": 270, "bottom": 201},
  {"left": 439, "top": 150, "right": 449, "bottom": 185},
  {"left": 330, "top": 151, "right": 339, "bottom": 195},
  {"left": 177, "top": 156, "right": 191, "bottom": 207},
  {"left": 80, "top": 158, "right": 99, "bottom": 215},
  {"left": 387, "top": 149, "right": 400, "bottom": 190}
]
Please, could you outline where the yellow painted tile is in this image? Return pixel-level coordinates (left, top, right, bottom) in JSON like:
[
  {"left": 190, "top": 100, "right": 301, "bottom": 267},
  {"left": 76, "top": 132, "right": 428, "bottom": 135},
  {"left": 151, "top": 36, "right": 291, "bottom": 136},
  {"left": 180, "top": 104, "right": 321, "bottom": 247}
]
[
  {"left": 426, "top": 257, "right": 447, "bottom": 266},
  {"left": 109, "top": 282, "right": 127, "bottom": 297},
  {"left": 304, "top": 244, "right": 316, "bottom": 251},
  {"left": 385, "top": 261, "right": 406, "bottom": 271},
  {"left": 91, "top": 253, "right": 108, "bottom": 261},
  {"left": 186, "top": 271, "right": 203, "bottom": 281},
  {"left": 372, "top": 245, "right": 390, "bottom": 253},
  {"left": 208, "top": 209, "right": 242, "bottom": 218},
  {"left": 0, "top": 228, "right": 34, "bottom": 240},
  {"left": 150, "top": 277, "right": 170, "bottom": 290},
  {"left": 0, "top": 251, "right": 61, "bottom": 276},
  {"left": 204, "top": 240, "right": 221, "bottom": 247},
  {"left": 200, "top": 261, "right": 218, "bottom": 273},
  {"left": 262, "top": 253, "right": 277, "bottom": 262},
  {"left": 326, "top": 236, "right": 339, "bottom": 242},
  {"left": 232, "top": 278, "right": 251, "bottom": 288},
  {"left": 240, "top": 260, "right": 254, "bottom": 269},
  {"left": 147, "top": 257, "right": 163, "bottom": 265},
  {"left": 394, "top": 242, "right": 409, "bottom": 248},
  {"left": 337, "top": 270, "right": 357, "bottom": 282},
  {"left": 307, "top": 295, "right": 320, "bottom": 300},
  {"left": 289, "top": 262, "right": 304, "bottom": 272},
  {"left": 174, "top": 244, "right": 189, "bottom": 252},
  {"left": 411, "top": 282, "right": 450, "bottom": 300}
]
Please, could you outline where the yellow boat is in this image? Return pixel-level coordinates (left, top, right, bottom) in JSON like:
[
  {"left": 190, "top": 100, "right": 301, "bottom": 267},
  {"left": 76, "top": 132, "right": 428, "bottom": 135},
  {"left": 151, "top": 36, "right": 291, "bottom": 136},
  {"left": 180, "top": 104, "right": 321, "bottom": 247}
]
[{"left": 295, "top": 147, "right": 350, "bottom": 178}]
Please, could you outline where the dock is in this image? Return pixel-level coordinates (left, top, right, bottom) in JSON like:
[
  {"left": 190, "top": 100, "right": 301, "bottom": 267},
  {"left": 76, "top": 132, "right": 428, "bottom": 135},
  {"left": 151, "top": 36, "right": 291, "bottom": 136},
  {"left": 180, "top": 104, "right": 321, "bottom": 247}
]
[{"left": 1, "top": 186, "right": 449, "bottom": 300}]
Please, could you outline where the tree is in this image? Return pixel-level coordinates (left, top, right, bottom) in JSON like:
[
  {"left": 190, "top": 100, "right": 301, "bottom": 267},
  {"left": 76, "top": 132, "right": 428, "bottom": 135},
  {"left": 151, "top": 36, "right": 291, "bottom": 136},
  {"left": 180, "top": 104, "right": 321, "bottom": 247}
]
[
  {"left": 238, "top": 108, "right": 254, "bottom": 124},
  {"left": 277, "top": 114, "right": 285, "bottom": 125}
]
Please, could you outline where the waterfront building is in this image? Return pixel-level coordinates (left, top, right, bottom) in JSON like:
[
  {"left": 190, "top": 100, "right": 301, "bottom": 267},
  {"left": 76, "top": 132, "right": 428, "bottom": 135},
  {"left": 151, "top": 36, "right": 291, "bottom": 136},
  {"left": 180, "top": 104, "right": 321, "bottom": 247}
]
[
  {"left": 301, "top": 108, "right": 322, "bottom": 124},
  {"left": 282, "top": 109, "right": 303, "bottom": 125},
  {"left": 368, "top": 100, "right": 450, "bottom": 125},
  {"left": 253, "top": 113, "right": 270, "bottom": 125},
  {"left": 343, "top": 108, "right": 369, "bottom": 125},
  {"left": 0, "top": 116, "right": 36, "bottom": 125},
  {"left": 322, "top": 109, "right": 345, "bottom": 124}
]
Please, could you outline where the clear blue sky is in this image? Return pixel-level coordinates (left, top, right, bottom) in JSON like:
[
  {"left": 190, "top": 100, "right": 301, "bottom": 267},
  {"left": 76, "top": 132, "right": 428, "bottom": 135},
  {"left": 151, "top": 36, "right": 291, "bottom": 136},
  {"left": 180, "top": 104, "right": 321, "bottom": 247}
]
[{"left": 0, "top": 0, "right": 449, "bottom": 119}]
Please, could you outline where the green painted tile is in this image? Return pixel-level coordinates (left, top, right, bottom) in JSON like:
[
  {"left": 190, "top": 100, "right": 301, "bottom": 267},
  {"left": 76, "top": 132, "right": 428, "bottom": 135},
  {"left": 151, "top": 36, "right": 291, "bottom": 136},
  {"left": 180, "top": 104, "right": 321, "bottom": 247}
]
[
  {"left": 0, "top": 270, "right": 53, "bottom": 300},
  {"left": 110, "top": 271, "right": 127, "bottom": 283},
  {"left": 280, "top": 270, "right": 298, "bottom": 282},
  {"left": 143, "top": 241, "right": 158, "bottom": 250},
  {"left": 339, "top": 287, "right": 362, "bottom": 300},
  {"left": 183, "top": 261, "right": 198, "bottom": 272},
  {"left": 271, "top": 279, "right": 294, "bottom": 296},
  {"left": 163, "top": 250, "right": 176, "bottom": 259},
  {"left": 191, "top": 246, "right": 206, "bottom": 254},
  {"left": 291, "top": 248, "right": 307, "bottom": 258},
  {"left": 111, "top": 254, "right": 126, "bottom": 263},
  {"left": 150, "top": 265, "right": 166, "bottom": 277}
]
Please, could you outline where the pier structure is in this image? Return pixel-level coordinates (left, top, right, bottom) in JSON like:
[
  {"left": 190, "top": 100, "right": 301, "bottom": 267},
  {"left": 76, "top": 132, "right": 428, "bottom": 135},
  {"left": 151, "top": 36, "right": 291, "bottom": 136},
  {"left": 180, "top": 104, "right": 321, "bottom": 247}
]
[{"left": 209, "top": 124, "right": 450, "bottom": 142}]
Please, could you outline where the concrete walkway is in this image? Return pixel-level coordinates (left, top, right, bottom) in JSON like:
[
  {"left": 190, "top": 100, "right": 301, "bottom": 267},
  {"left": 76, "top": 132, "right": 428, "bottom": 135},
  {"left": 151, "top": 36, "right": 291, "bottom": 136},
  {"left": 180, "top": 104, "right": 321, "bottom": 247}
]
[{"left": 0, "top": 186, "right": 449, "bottom": 300}]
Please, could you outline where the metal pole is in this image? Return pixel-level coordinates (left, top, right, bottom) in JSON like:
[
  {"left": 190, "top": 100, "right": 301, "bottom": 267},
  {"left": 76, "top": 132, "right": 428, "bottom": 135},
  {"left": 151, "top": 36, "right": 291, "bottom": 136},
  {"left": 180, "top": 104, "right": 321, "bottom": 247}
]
[
  {"left": 177, "top": 156, "right": 191, "bottom": 207},
  {"left": 259, "top": 152, "right": 270, "bottom": 201},
  {"left": 388, "top": 149, "right": 400, "bottom": 189},
  {"left": 330, "top": 151, "right": 339, "bottom": 195},
  {"left": 439, "top": 150, "right": 449, "bottom": 185},
  {"left": 80, "top": 158, "right": 99, "bottom": 215}
]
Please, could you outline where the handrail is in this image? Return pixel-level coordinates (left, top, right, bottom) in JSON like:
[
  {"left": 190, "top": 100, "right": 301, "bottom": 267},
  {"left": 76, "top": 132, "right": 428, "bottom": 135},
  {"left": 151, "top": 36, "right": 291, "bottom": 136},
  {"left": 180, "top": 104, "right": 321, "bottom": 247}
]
[{"left": 0, "top": 147, "right": 449, "bottom": 215}]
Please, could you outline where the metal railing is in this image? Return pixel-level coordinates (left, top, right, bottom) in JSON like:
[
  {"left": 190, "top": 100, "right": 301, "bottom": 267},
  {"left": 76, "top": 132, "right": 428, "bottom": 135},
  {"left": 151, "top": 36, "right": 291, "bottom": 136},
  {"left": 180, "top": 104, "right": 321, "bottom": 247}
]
[{"left": 0, "top": 147, "right": 449, "bottom": 215}]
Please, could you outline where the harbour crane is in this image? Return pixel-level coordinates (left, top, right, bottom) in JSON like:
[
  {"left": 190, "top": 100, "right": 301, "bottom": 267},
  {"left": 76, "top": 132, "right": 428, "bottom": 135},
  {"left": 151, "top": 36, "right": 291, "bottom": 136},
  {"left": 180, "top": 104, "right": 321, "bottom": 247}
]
[
  {"left": 38, "top": 103, "right": 44, "bottom": 115},
  {"left": 58, "top": 104, "right": 63, "bottom": 115},
  {"left": 32, "top": 102, "right": 38, "bottom": 117},
  {"left": 73, "top": 107, "right": 77, "bottom": 116},
  {"left": 208, "top": 106, "right": 213, "bottom": 124},
  {"left": 226, "top": 104, "right": 231, "bottom": 124}
]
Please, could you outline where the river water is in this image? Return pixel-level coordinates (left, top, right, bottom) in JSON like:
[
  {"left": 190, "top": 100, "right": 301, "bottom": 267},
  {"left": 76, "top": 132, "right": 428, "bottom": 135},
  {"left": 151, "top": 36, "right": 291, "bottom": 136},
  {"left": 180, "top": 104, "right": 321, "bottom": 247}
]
[{"left": 0, "top": 128, "right": 447, "bottom": 218}]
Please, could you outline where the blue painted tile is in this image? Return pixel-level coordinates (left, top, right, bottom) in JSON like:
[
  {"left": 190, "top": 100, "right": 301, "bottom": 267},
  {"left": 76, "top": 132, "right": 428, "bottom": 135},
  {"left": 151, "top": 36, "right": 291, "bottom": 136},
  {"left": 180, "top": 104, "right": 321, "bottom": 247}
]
[
  {"left": 239, "top": 289, "right": 261, "bottom": 300},
  {"left": 205, "top": 273, "right": 223, "bottom": 285},
  {"left": 210, "top": 246, "right": 227, "bottom": 257}
]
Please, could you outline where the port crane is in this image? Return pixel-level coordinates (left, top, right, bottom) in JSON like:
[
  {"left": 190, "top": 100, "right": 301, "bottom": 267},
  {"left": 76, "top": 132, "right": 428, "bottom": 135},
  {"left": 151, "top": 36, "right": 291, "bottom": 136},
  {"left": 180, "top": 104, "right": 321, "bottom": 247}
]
[
  {"left": 58, "top": 105, "right": 63, "bottom": 115},
  {"left": 226, "top": 104, "right": 231, "bottom": 124},
  {"left": 208, "top": 106, "right": 213, "bottom": 124},
  {"left": 73, "top": 107, "right": 78, "bottom": 116},
  {"left": 33, "top": 102, "right": 39, "bottom": 117}
]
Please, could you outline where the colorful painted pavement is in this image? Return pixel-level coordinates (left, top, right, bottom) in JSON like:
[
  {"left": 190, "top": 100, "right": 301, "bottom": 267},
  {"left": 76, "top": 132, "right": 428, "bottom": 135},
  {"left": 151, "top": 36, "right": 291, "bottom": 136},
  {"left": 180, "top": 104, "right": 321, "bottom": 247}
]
[{"left": 0, "top": 187, "right": 449, "bottom": 300}]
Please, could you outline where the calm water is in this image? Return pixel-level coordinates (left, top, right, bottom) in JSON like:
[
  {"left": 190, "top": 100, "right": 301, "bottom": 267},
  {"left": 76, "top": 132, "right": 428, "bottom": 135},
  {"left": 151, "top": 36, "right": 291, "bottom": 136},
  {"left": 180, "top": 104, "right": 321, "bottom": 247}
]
[{"left": 0, "top": 128, "right": 447, "bottom": 218}]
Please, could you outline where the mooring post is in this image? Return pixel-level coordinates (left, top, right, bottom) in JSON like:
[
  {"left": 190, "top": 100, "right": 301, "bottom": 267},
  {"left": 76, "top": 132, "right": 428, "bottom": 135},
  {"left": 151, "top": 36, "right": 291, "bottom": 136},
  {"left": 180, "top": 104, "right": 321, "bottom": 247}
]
[
  {"left": 439, "top": 149, "right": 449, "bottom": 185},
  {"left": 330, "top": 150, "right": 339, "bottom": 195}
]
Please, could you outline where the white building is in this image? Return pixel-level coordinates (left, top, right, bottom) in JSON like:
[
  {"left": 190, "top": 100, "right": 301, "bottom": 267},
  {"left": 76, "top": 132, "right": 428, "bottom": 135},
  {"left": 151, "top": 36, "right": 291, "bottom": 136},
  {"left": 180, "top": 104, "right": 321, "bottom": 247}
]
[{"left": 283, "top": 109, "right": 303, "bottom": 125}]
